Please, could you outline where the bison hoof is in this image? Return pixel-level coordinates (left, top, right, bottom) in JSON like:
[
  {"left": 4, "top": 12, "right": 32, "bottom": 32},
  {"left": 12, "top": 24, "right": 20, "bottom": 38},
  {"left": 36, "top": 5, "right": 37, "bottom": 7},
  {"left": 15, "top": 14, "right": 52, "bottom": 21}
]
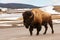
[
  {"left": 36, "top": 33, "right": 39, "bottom": 35},
  {"left": 43, "top": 33, "right": 46, "bottom": 35},
  {"left": 36, "top": 34, "right": 39, "bottom": 35},
  {"left": 30, "top": 33, "right": 32, "bottom": 36},
  {"left": 52, "top": 31, "right": 54, "bottom": 34}
]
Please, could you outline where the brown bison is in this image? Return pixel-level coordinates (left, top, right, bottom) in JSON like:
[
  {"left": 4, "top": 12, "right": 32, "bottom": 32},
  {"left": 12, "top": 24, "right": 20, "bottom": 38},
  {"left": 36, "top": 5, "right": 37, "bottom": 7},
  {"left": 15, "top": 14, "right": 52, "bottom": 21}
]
[{"left": 22, "top": 8, "right": 54, "bottom": 36}]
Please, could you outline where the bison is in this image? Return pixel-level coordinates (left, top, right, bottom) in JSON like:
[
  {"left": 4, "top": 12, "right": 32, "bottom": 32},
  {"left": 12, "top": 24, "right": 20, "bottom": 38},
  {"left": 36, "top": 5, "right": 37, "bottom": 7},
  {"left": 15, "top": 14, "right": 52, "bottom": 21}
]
[{"left": 22, "top": 8, "right": 54, "bottom": 36}]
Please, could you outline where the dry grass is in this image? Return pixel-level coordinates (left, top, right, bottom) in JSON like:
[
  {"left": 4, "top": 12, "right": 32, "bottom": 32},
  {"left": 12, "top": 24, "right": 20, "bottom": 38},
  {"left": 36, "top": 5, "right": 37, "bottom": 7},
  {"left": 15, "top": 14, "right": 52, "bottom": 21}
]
[
  {"left": 17, "top": 17, "right": 23, "bottom": 20},
  {"left": 52, "top": 14, "right": 60, "bottom": 19},
  {"left": 53, "top": 6, "right": 60, "bottom": 12}
]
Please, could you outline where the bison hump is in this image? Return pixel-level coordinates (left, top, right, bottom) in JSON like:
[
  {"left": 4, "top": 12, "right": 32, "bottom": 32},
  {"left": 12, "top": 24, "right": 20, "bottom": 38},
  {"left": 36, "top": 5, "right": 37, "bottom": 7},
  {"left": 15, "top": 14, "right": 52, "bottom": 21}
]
[{"left": 32, "top": 9, "right": 42, "bottom": 24}]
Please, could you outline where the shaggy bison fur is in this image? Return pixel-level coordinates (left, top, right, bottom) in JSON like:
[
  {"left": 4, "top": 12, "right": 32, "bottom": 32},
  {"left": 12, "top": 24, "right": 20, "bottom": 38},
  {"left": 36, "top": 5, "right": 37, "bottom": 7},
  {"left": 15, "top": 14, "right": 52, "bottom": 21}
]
[{"left": 22, "top": 8, "right": 54, "bottom": 36}]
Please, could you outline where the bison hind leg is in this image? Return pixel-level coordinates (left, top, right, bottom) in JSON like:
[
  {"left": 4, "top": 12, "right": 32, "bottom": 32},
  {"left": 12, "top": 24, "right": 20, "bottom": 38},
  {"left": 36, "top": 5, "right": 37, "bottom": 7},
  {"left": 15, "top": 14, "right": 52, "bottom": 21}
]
[
  {"left": 48, "top": 20, "right": 54, "bottom": 34},
  {"left": 43, "top": 23, "right": 48, "bottom": 35}
]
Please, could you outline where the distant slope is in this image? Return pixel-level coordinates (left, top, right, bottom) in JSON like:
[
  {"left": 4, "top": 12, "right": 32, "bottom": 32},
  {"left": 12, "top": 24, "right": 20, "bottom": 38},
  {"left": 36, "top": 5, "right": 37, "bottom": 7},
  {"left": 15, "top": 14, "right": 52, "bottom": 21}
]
[{"left": 0, "top": 3, "right": 40, "bottom": 9}]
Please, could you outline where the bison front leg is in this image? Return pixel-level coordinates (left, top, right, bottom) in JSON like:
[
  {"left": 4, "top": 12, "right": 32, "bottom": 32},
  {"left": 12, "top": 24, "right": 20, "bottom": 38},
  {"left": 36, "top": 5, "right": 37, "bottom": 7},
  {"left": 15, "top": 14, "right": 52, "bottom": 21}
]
[
  {"left": 29, "top": 27, "right": 33, "bottom": 36},
  {"left": 36, "top": 25, "right": 41, "bottom": 35}
]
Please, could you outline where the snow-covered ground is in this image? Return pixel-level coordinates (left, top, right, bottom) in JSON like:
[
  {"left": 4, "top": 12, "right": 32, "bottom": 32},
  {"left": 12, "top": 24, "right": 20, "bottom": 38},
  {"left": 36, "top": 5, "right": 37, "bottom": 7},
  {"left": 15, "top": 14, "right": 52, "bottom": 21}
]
[
  {"left": 53, "top": 19, "right": 60, "bottom": 24},
  {"left": 0, "top": 13, "right": 23, "bottom": 26},
  {"left": 0, "top": 13, "right": 23, "bottom": 20},
  {"left": 41, "top": 6, "right": 60, "bottom": 14}
]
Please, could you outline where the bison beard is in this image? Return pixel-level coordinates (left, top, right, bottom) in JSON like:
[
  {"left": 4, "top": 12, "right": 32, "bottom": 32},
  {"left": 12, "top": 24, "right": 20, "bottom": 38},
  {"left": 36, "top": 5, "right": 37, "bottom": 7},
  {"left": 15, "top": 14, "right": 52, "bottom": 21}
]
[{"left": 23, "top": 8, "right": 54, "bottom": 36}]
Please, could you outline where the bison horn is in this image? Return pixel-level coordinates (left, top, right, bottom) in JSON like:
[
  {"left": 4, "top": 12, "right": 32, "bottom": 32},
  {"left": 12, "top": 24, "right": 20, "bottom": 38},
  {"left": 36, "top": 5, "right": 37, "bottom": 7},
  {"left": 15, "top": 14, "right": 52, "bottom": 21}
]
[{"left": 30, "top": 14, "right": 34, "bottom": 19}]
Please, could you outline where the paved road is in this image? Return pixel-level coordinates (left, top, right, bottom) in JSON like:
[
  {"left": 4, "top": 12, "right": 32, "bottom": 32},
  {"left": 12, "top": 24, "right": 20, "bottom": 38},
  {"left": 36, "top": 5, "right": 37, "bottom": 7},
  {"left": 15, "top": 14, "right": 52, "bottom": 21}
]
[{"left": 0, "top": 24, "right": 60, "bottom": 40}]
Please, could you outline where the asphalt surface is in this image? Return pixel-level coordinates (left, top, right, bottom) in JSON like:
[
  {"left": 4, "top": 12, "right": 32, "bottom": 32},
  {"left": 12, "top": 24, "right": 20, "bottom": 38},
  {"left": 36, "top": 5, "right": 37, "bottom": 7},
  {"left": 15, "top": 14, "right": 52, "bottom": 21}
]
[{"left": 0, "top": 24, "right": 60, "bottom": 40}]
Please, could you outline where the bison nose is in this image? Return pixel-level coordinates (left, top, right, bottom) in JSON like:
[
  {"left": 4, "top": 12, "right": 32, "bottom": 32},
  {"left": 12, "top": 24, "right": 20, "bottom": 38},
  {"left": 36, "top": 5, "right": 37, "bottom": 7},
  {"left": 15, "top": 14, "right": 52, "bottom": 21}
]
[
  {"left": 26, "top": 26, "right": 29, "bottom": 28},
  {"left": 25, "top": 25, "right": 29, "bottom": 29},
  {"left": 24, "top": 23, "right": 29, "bottom": 29}
]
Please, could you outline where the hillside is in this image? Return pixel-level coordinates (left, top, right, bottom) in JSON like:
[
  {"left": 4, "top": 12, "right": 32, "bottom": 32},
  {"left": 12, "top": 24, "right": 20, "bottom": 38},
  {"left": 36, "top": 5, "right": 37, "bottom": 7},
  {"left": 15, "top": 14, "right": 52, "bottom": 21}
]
[{"left": 0, "top": 3, "right": 39, "bottom": 9}]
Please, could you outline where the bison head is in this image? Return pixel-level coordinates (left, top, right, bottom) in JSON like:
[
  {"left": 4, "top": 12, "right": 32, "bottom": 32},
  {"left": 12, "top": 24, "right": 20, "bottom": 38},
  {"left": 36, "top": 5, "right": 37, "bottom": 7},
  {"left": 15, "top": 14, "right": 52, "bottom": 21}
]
[{"left": 22, "top": 11, "right": 34, "bottom": 29}]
